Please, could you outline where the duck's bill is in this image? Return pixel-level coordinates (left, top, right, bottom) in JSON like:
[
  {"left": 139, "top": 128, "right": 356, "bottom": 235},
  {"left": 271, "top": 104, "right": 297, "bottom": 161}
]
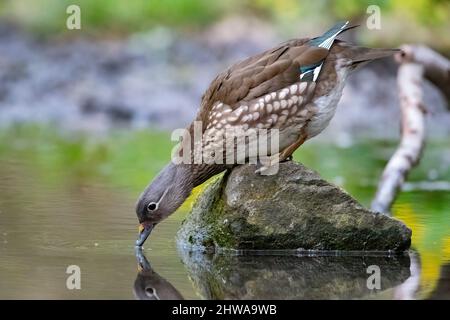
[
  {"left": 135, "top": 223, "right": 153, "bottom": 247},
  {"left": 135, "top": 246, "right": 151, "bottom": 271}
]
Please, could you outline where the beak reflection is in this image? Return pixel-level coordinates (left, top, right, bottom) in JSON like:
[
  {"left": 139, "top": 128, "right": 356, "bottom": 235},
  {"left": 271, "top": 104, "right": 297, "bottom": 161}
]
[{"left": 135, "top": 222, "right": 153, "bottom": 247}]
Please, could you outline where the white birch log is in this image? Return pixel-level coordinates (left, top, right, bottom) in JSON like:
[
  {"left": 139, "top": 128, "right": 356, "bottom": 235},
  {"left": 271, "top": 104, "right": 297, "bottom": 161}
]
[
  {"left": 394, "top": 252, "right": 420, "bottom": 300},
  {"left": 371, "top": 54, "right": 426, "bottom": 214},
  {"left": 398, "top": 44, "right": 450, "bottom": 105},
  {"left": 372, "top": 45, "right": 450, "bottom": 213}
]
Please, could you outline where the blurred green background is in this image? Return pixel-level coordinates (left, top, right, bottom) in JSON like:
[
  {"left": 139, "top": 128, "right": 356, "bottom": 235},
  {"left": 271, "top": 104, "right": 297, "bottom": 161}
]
[{"left": 0, "top": 0, "right": 449, "bottom": 50}]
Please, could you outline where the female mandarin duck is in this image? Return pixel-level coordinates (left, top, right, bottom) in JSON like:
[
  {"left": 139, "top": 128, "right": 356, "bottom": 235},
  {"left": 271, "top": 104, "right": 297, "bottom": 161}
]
[{"left": 135, "top": 21, "right": 398, "bottom": 246}]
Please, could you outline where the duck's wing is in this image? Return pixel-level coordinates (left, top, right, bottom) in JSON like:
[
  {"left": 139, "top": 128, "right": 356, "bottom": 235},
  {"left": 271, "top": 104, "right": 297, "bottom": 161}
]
[
  {"left": 199, "top": 40, "right": 326, "bottom": 116},
  {"left": 198, "top": 22, "right": 356, "bottom": 125}
]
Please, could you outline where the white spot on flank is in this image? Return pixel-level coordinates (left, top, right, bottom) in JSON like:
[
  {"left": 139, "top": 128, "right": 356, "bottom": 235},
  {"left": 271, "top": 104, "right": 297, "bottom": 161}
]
[
  {"left": 290, "top": 84, "right": 298, "bottom": 94},
  {"left": 278, "top": 115, "right": 287, "bottom": 125},
  {"left": 266, "top": 104, "right": 273, "bottom": 113},
  {"left": 280, "top": 100, "right": 287, "bottom": 109},
  {"left": 299, "top": 82, "right": 307, "bottom": 93},
  {"left": 291, "top": 105, "right": 298, "bottom": 114},
  {"left": 265, "top": 95, "right": 271, "bottom": 103},
  {"left": 299, "top": 109, "right": 308, "bottom": 117},
  {"left": 271, "top": 92, "right": 277, "bottom": 99},
  {"left": 233, "top": 108, "right": 243, "bottom": 117},
  {"left": 273, "top": 101, "right": 280, "bottom": 110}
]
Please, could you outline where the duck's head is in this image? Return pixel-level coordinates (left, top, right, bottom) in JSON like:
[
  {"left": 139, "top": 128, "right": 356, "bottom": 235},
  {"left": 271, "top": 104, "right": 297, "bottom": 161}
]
[{"left": 135, "top": 162, "right": 192, "bottom": 247}]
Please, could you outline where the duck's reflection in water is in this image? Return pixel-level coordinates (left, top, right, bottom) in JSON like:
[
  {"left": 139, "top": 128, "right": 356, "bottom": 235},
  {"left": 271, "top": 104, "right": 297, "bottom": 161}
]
[
  {"left": 134, "top": 248, "right": 183, "bottom": 300},
  {"left": 134, "top": 248, "right": 415, "bottom": 300},
  {"left": 178, "top": 250, "right": 412, "bottom": 300}
]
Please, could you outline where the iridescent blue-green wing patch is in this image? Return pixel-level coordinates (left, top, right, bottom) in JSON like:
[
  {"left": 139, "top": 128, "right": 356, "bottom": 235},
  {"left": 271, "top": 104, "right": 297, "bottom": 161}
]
[{"left": 300, "top": 21, "right": 357, "bottom": 82}]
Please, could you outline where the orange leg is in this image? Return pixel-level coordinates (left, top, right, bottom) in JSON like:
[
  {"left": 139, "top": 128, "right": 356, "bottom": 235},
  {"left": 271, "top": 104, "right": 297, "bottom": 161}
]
[
  {"left": 279, "top": 133, "right": 307, "bottom": 161},
  {"left": 255, "top": 132, "right": 307, "bottom": 175}
]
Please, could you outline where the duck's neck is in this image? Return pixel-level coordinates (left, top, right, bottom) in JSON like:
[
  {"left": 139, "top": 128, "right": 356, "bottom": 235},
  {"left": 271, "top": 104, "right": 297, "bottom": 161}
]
[{"left": 185, "top": 163, "right": 228, "bottom": 188}]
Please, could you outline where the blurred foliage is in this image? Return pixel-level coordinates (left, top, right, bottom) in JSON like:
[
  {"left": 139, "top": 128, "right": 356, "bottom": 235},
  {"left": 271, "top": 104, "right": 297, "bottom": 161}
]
[
  {"left": 0, "top": 0, "right": 449, "bottom": 45},
  {"left": 0, "top": 0, "right": 232, "bottom": 35},
  {"left": 0, "top": 125, "right": 173, "bottom": 191},
  {"left": 395, "top": 199, "right": 450, "bottom": 299},
  {"left": 1, "top": 124, "right": 449, "bottom": 203}
]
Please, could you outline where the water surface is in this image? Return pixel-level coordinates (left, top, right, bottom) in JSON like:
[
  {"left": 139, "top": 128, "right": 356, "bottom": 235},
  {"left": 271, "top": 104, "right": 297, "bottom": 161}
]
[{"left": 0, "top": 127, "right": 449, "bottom": 299}]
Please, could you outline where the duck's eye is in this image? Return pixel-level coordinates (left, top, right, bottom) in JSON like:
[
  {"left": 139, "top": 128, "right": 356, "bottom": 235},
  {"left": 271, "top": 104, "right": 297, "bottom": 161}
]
[
  {"left": 145, "top": 287, "right": 157, "bottom": 299},
  {"left": 147, "top": 202, "right": 157, "bottom": 212}
]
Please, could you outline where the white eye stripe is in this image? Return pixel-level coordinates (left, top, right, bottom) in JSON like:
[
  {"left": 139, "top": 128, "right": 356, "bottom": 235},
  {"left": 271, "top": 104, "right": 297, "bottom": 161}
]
[
  {"left": 158, "top": 188, "right": 169, "bottom": 203},
  {"left": 148, "top": 188, "right": 170, "bottom": 212}
]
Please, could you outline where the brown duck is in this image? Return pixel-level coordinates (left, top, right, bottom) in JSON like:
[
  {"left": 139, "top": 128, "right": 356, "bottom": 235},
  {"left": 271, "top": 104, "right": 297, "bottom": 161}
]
[{"left": 135, "top": 21, "right": 398, "bottom": 246}]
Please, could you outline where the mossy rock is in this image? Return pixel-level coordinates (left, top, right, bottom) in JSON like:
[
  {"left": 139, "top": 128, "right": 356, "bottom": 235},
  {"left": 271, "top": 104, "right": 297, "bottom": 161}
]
[{"left": 176, "top": 162, "right": 411, "bottom": 252}]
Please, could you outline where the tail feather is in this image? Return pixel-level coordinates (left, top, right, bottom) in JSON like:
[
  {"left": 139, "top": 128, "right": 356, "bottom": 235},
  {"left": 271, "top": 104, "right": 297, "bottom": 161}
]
[
  {"left": 302, "top": 22, "right": 396, "bottom": 81},
  {"left": 306, "top": 21, "right": 358, "bottom": 81},
  {"left": 309, "top": 21, "right": 356, "bottom": 49}
]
